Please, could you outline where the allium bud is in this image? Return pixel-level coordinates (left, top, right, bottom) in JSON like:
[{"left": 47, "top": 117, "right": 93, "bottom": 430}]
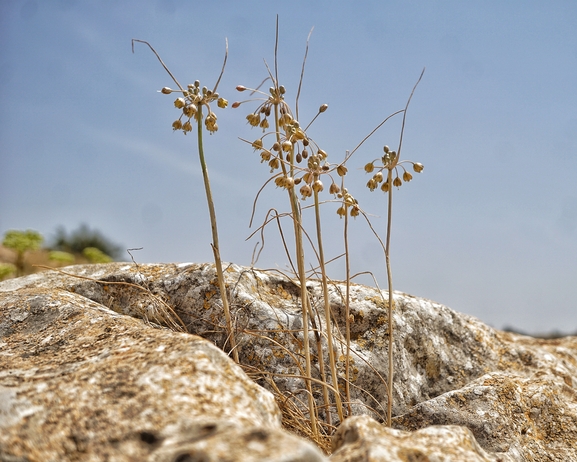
[
  {"left": 232, "top": 102, "right": 241, "bottom": 108},
  {"left": 161, "top": 87, "right": 173, "bottom": 94},
  {"left": 183, "top": 104, "right": 197, "bottom": 117},
  {"left": 279, "top": 85, "right": 286, "bottom": 94},
  {"left": 281, "top": 140, "right": 293, "bottom": 152},
  {"left": 403, "top": 171, "right": 413, "bottom": 182},
  {"left": 236, "top": 85, "right": 247, "bottom": 92},
  {"left": 174, "top": 98, "right": 186, "bottom": 109},
  {"left": 217, "top": 97, "right": 228, "bottom": 109},
  {"left": 296, "top": 153, "right": 303, "bottom": 163},
  {"left": 252, "top": 139, "right": 263, "bottom": 151},
  {"left": 364, "top": 162, "right": 375, "bottom": 173},
  {"left": 337, "top": 165, "right": 348, "bottom": 177},
  {"left": 393, "top": 177, "right": 402, "bottom": 187},
  {"left": 302, "top": 149, "right": 309, "bottom": 159},
  {"left": 284, "top": 177, "right": 295, "bottom": 189},
  {"left": 312, "top": 179, "right": 324, "bottom": 193},
  {"left": 300, "top": 184, "right": 312, "bottom": 199},
  {"left": 319, "top": 103, "right": 328, "bottom": 113},
  {"left": 366, "top": 179, "right": 377, "bottom": 191},
  {"left": 317, "top": 149, "right": 327, "bottom": 159},
  {"left": 272, "top": 142, "right": 281, "bottom": 152},
  {"left": 413, "top": 162, "right": 424, "bottom": 173},
  {"left": 269, "top": 158, "right": 280, "bottom": 171},
  {"left": 383, "top": 145, "right": 390, "bottom": 153},
  {"left": 294, "top": 177, "right": 302, "bottom": 185},
  {"left": 350, "top": 205, "right": 360, "bottom": 217},
  {"left": 260, "top": 150, "right": 272, "bottom": 162}
]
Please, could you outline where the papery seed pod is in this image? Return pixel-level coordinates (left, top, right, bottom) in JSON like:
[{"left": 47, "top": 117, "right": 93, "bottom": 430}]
[
  {"left": 337, "top": 165, "right": 348, "bottom": 177},
  {"left": 312, "top": 180, "right": 324, "bottom": 193},
  {"left": 318, "top": 149, "right": 328, "bottom": 159},
  {"left": 302, "top": 149, "right": 309, "bottom": 159},
  {"left": 344, "top": 194, "right": 355, "bottom": 206},
  {"left": 364, "top": 163, "right": 375, "bottom": 173},
  {"left": 252, "top": 139, "right": 263, "bottom": 150},
  {"left": 303, "top": 172, "right": 313, "bottom": 184},
  {"left": 293, "top": 129, "right": 306, "bottom": 141},
  {"left": 319, "top": 104, "right": 328, "bottom": 113},
  {"left": 183, "top": 104, "right": 197, "bottom": 117},
  {"left": 183, "top": 121, "right": 193, "bottom": 132},
  {"left": 367, "top": 179, "right": 377, "bottom": 191},
  {"left": 330, "top": 183, "right": 340, "bottom": 195},
  {"left": 300, "top": 184, "right": 312, "bottom": 199},
  {"left": 393, "top": 177, "right": 402, "bottom": 187},
  {"left": 381, "top": 180, "right": 390, "bottom": 192},
  {"left": 403, "top": 171, "right": 413, "bottom": 182},
  {"left": 217, "top": 98, "right": 228, "bottom": 109},
  {"left": 296, "top": 153, "right": 303, "bottom": 163},
  {"left": 275, "top": 176, "right": 285, "bottom": 188},
  {"left": 383, "top": 145, "right": 390, "bottom": 153},
  {"left": 285, "top": 177, "right": 295, "bottom": 189},
  {"left": 281, "top": 140, "right": 292, "bottom": 152},
  {"left": 260, "top": 119, "right": 269, "bottom": 130},
  {"left": 337, "top": 206, "right": 346, "bottom": 218},
  {"left": 206, "top": 112, "right": 217, "bottom": 124},
  {"left": 174, "top": 98, "right": 186, "bottom": 109},
  {"left": 269, "top": 158, "right": 280, "bottom": 171},
  {"left": 350, "top": 205, "right": 360, "bottom": 217},
  {"left": 161, "top": 87, "right": 173, "bottom": 94},
  {"left": 374, "top": 172, "right": 383, "bottom": 183},
  {"left": 172, "top": 120, "right": 183, "bottom": 130},
  {"left": 260, "top": 150, "right": 272, "bottom": 162},
  {"left": 413, "top": 162, "right": 424, "bottom": 173},
  {"left": 207, "top": 123, "right": 218, "bottom": 133}
]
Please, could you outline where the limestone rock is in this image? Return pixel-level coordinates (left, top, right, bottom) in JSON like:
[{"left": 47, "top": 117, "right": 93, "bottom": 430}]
[
  {"left": 2, "top": 262, "right": 577, "bottom": 460},
  {"left": 0, "top": 285, "right": 326, "bottom": 461},
  {"left": 330, "top": 414, "right": 504, "bottom": 462}
]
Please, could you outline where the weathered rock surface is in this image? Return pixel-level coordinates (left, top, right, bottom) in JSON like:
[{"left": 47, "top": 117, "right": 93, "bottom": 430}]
[
  {"left": 2, "top": 262, "right": 577, "bottom": 461},
  {"left": 0, "top": 283, "right": 325, "bottom": 461}
]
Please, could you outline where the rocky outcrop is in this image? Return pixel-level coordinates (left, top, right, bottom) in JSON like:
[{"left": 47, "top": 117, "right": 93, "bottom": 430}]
[
  {"left": 0, "top": 282, "right": 325, "bottom": 461},
  {"left": 1, "top": 262, "right": 577, "bottom": 460}
]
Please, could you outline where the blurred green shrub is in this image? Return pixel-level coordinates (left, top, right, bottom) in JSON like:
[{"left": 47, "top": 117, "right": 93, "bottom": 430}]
[
  {"left": 83, "top": 247, "right": 113, "bottom": 263},
  {"left": 2, "top": 229, "right": 44, "bottom": 276},
  {"left": 51, "top": 224, "right": 122, "bottom": 260}
]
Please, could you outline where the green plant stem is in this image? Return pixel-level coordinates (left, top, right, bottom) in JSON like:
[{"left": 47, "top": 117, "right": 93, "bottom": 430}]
[
  {"left": 314, "top": 189, "right": 344, "bottom": 423},
  {"left": 196, "top": 106, "right": 239, "bottom": 364},
  {"left": 385, "top": 169, "right": 394, "bottom": 427}
]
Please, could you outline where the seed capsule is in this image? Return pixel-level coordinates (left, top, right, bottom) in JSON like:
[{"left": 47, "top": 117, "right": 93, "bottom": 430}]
[
  {"left": 312, "top": 180, "right": 324, "bottom": 193},
  {"left": 364, "top": 163, "right": 375, "bottom": 173},
  {"left": 172, "top": 120, "right": 183, "bottom": 130},
  {"left": 183, "top": 121, "right": 193, "bottom": 132},
  {"left": 337, "top": 165, "right": 348, "bottom": 177},
  {"left": 281, "top": 140, "right": 293, "bottom": 152},
  {"left": 300, "top": 184, "right": 312, "bottom": 199},
  {"left": 403, "top": 171, "right": 413, "bottom": 182},
  {"left": 393, "top": 177, "right": 402, "bottom": 187},
  {"left": 174, "top": 98, "right": 186, "bottom": 109},
  {"left": 374, "top": 172, "right": 383, "bottom": 183},
  {"left": 217, "top": 97, "right": 228, "bottom": 108},
  {"left": 383, "top": 145, "right": 390, "bottom": 153},
  {"left": 413, "top": 163, "right": 424, "bottom": 173},
  {"left": 330, "top": 183, "right": 340, "bottom": 194},
  {"left": 252, "top": 139, "right": 263, "bottom": 150},
  {"left": 337, "top": 206, "right": 346, "bottom": 218},
  {"left": 183, "top": 104, "right": 197, "bottom": 117}
]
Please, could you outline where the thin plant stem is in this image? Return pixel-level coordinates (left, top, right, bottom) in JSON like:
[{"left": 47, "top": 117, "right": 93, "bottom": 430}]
[
  {"left": 343, "top": 198, "right": 353, "bottom": 416},
  {"left": 313, "top": 189, "right": 344, "bottom": 423},
  {"left": 196, "top": 105, "right": 239, "bottom": 364},
  {"left": 384, "top": 169, "right": 394, "bottom": 426}
]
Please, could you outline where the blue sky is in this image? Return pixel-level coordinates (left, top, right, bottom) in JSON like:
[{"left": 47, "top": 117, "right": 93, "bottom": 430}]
[{"left": 1, "top": 0, "right": 576, "bottom": 334}]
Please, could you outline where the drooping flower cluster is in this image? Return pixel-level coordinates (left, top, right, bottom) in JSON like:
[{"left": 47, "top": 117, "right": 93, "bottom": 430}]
[
  {"left": 161, "top": 81, "right": 228, "bottom": 135},
  {"left": 365, "top": 145, "right": 423, "bottom": 193},
  {"left": 234, "top": 83, "right": 360, "bottom": 216}
]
